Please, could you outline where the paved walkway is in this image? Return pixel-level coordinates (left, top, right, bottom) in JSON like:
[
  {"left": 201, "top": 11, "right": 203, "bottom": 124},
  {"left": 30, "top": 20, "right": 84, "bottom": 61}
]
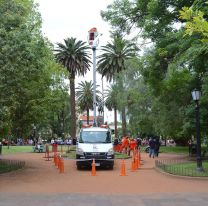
[
  {"left": 0, "top": 192, "right": 208, "bottom": 206},
  {"left": 0, "top": 152, "right": 208, "bottom": 205}
]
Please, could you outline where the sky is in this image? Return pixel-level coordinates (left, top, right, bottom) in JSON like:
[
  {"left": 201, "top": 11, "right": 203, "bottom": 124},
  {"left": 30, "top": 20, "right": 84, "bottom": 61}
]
[{"left": 34, "top": 0, "right": 115, "bottom": 122}]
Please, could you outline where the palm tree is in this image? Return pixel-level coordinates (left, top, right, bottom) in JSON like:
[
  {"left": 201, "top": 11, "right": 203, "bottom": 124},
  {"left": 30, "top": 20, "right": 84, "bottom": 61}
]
[
  {"left": 55, "top": 38, "right": 91, "bottom": 139},
  {"left": 105, "top": 84, "right": 119, "bottom": 138},
  {"left": 97, "top": 35, "right": 136, "bottom": 136},
  {"left": 76, "top": 80, "right": 101, "bottom": 125},
  {"left": 97, "top": 35, "right": 136, "bottom": 81},
  {"left": 98, "top": 102, "right": 104, "bottom": 116}
]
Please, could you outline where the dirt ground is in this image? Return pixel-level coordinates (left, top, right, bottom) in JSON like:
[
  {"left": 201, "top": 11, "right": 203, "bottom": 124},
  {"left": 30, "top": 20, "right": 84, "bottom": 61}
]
[{"left": 0, "top": 152, "right": 208, "bottom": 195}]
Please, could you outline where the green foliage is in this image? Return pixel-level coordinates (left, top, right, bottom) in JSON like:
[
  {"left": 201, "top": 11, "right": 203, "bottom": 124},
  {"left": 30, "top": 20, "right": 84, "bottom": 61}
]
[
  {"left": 55, "top": 38, "right": 91, "bottom": 76},
  {"left": 97, "top": 35, "right": 137, "bottom": 136},
  {"left": 76, "top": 81, "right": 101, "bottom": 125},
  {"left": 100, "top": 0, "right": 208, "bottom": 143},
  {"left": 105, "top": 84, "right": 120, "bottom": 137},
  {"left": 105, "top": 84, "right": 119, "bottom": 111},
  {"left": 180, "top": 5, "right": 208, "bottom": 42},
  {"left": 97, "top": 35, "right": 137, "bottom": 82},
  {"left": 102, "top": 0, "right": 194, "bottom": 40},
  {"left": 0, "top": 0, "right": 69, "bottom": 140},
  {"left": 55, "top": 38, "right": 91, "bottom": 138}
]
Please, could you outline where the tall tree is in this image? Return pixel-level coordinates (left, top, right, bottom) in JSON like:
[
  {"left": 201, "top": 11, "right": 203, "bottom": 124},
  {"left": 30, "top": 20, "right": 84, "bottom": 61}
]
[
  {"left": 97, "top": 35, "right": 137, "bottom": 81},
  {"left": 76, "top": 80, "right": 101, "bottom": 125},
  {"left": 55, "top": 38, "right": 91, "bottom": 138},
  {"left": 179, "top": 1, "right": 208, "bottom": 42},
  {"left": 101, "top": 0, "right": 208, "bottom": 142},
  {"left": 97, "top": 35, "right": 137, "bottom": 136},
  {"left": 101, "top": 0, "right": 194, "bottom": 40},
  {"left": 0, "top": 0, "right": 67, "bottom": 140},
  {"left": 105, "top": 84, "right": 119, "bottom": 138}
]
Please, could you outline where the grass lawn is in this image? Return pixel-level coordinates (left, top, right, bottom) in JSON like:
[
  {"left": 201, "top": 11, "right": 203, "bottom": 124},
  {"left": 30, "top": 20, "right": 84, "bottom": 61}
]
[
  {"left": 164, "top": 161, "right": 208, "bottom": 177},
  {"left": 159, "top": 146, "right": 189, "bottom": 154},
  {"left": 0, "top": 161, "right": 24, "bottom": 174},
  {"left": 0, "top": 163, "right": 13, "bottom": 173},
  {"left": 1, "top": 145, "right": 74, "bottom": 155},
  {"left": 115, "top": 152, "right": 130, "bottom": 159},
  {"left": 1, "top": 146, "right": 34, "bottom": 155},
  {"left": 1, "top": 145, "right": 190, "bottom": 156}
]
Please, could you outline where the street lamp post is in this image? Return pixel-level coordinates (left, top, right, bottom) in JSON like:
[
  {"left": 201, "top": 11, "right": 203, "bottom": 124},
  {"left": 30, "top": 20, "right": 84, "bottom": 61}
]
[
  {"left": 92, "top": 44, "right": 97, "bottom": 127},
  {"left": 33, "top": 125, "right": 36, "bottom": 143},
  {"left": 191, "top": 89, "right": 203, "bottom": 172},
  {"left": 102, "top": 78, "right": 105, "bottom": 124},
  {"left": 88, "top": 28, "right": 102, "bottom": 127}
]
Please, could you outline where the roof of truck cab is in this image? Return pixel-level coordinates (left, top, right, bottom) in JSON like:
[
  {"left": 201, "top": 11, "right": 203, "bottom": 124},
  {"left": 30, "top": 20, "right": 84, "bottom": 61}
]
[{"left": 81, "top": 127, "right": 109, "bottom": 132}]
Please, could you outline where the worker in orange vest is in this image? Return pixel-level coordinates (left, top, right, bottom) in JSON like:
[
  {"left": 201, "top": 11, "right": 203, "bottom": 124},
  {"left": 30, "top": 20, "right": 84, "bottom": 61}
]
[
  {"left": 120, "top": 136, "right": 130, "bottom": 154},
  {"left": 128, "top": 138, "right": 137, "bottom": 156}
]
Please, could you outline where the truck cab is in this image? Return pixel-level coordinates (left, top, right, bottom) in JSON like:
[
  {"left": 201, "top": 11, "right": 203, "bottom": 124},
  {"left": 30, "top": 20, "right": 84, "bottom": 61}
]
[{"left": 76, "top": 126, "right": 114, "bottom": 170}]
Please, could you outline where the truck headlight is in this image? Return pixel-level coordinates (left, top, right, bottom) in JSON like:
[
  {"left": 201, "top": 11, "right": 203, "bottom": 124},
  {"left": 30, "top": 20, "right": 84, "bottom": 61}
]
[
  {"left": 107, "top": 148, "right": 114, "bottom": 155},
  {"left": 76, "top": 148, "right": 84, "bottom": 155}
]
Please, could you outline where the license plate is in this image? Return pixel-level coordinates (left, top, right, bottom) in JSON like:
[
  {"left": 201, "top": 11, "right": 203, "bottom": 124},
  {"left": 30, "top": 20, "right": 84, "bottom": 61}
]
[{"left": 92, "top": 162, "right": 100, "bottom": 166}]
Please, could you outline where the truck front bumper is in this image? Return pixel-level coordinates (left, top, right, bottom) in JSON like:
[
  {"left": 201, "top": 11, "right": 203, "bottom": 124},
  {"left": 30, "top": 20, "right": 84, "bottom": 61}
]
[{"left": 76, "top": 153, "right": 114, "bottom": 167}]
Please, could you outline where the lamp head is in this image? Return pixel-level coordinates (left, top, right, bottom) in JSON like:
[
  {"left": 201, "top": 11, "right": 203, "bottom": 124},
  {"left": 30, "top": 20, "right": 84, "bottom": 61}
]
[{"left": 191, "top": 89, "right": 200, "bottom": 101}]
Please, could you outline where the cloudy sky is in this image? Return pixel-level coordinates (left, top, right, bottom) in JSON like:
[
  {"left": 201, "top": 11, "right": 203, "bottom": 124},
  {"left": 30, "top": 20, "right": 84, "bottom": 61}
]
[
  {"left": 34, "top": 0, "right": 115, "bottom": 122},
  {"left": 34, "top": 0, "right": 113, "bottom": 44}
]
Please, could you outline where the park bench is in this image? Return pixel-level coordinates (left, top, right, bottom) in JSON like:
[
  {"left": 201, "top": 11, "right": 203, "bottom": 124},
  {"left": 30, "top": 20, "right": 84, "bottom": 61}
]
[{"left": 33, "top": 144, "right": 45, "bottom": 153}]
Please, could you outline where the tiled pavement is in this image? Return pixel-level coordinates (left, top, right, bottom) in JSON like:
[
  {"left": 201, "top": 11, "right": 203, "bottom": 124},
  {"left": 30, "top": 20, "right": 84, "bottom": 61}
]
[{"left": 0, "top": 192, "right": 208, "bottom": 206}]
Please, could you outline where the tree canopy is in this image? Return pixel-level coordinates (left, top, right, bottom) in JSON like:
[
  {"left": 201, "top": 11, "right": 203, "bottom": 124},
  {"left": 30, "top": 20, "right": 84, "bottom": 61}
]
[
  {"left": 100, "top": 0, "right": 208, "bottom": 143},
  {"left": 0, "top": 0, "right": 69, "bottom": 140}
]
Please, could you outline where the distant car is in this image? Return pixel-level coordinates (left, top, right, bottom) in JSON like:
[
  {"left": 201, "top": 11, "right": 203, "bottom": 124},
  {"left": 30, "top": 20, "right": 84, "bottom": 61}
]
[
  {"left": 55, "top": 138, "right": 65, "bottom": 145},
  {"left": 167, "top": 139, "right": 176, "bottom": 146},
  {"left": 65, "top": 138, "right": 72, "bottom": 145},
  {"left": 160, "top": 140, "right": 166, "bottom": 146},
  {"left": 142, "top": 139, "right": 149, "bottom": 146},
  {"left": 2, "top": 139, "right": 8, "bottom": 146}
]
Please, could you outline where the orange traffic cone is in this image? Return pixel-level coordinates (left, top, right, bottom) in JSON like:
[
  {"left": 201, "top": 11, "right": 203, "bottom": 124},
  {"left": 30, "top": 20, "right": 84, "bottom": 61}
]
[
  {"left": 133, "top": 148, "right": 137, "bottom": 158},
  {"left": 135, "top": 155, "right": 139, "bottom": 169},
  {"left": 53, "top": 152, "right": 56, "bottom": 164},
  {"left": 91, "top": 159, "right": 96, "bottom": 176},
  {"left": 120, "top": 159, "right": 126, "bottom": 176},
  {"left": 138, "top": 151, "right": 141, "bottom": 166},
  {"left": 54, "top": 154, "right": 58, "bottom": 167},
  {"left": 57, "top": 156, "right": 61, "bottom": 169},
  {"left": 59, "top": 158, "right": 64, "bottom": 174},
  {"left": 131, "top": 158, "right": 136, "bottom": 172}
]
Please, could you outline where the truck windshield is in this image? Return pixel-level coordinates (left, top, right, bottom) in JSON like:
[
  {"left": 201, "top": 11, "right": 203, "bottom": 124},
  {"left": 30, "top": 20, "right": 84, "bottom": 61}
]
[{"left": 79, "top": 131, "right": 111, "bottom": 143}]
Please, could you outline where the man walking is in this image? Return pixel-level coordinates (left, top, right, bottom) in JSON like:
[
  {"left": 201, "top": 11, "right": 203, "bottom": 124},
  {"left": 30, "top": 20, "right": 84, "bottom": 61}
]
[{"left": 149, "top": 137, "right": 156, "bottom": 158}]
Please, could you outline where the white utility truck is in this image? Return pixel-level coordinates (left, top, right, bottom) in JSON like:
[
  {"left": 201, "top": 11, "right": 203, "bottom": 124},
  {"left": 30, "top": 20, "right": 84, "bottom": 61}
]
[{"left": 76, "top": 126, "right": 114, "bottom": 170}]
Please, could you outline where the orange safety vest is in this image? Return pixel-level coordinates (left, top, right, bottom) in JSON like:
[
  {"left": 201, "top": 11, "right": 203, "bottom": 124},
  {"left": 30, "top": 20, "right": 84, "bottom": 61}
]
[
  {"left": 122, "top": 137, "right": 129, "bottom": 147},
  {"left": 130, "top": 139, "right": 137, "bottom": 149}
]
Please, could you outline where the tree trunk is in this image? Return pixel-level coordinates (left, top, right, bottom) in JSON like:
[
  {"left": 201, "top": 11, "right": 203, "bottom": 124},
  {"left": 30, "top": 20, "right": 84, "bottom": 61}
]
[
  {"left": 114, "top": 107, "right": 118, "bottom": 139},
  {"left": 121, "top": 107, "right": 127, "bottom": 136},
  {"left": 69, "top": 73, "right": 76, "bottom": 139},
  {"left": 62, "top": 110, "right": 65, "bottom": 138},
  {"left": 87, "top": 108, "right": 89, "bottom": 125}
]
